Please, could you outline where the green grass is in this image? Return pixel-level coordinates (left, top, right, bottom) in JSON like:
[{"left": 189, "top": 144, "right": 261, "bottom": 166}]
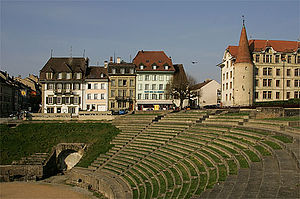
[
  {"left": 207, "top": 168, "right": 217, "bottom": 189},
  {"left": 227, "top": 160, "right": 238, "bottom": 175},
  {"left": 243, "top": 150, "right": 261, "bottom": 162},
  {"left": 272, "top": 135, "right": 293, "bottom": 143},
  {"left": 224, "top": 112, "right": 250, "bottom": 116},
  {"left": 218, "top": 164, "right": 227, "bottom": 181},
  {"left": 262, "top": 140, "right": 282, "bottom": 150},
  {"left": 0, "top": 123, "right": 120, "bottom": 166},
  {"left": 264, "top": 116, "right": 299, "bottom": 121},
  {"left": 254, "top": 145, "right": 271, "bottom": 156},
  {"left": 235, "top": 155, "right": 249, "bottom": 168}
]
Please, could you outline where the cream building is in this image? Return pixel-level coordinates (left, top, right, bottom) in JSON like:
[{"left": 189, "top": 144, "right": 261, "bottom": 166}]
[
  {"left": 84, "top": 66, "right": 108, "bottom": 111},
  {"left": 219, "top": 23, "right": 300, "bottom": 107}
]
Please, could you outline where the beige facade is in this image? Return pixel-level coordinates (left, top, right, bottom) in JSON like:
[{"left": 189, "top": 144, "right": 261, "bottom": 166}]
[{"left": 85, "top": 81, "right": 108, "bottom": 111}]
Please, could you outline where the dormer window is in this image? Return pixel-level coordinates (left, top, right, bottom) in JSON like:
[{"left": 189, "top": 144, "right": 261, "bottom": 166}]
[
  {"left": 58, "top": 73, "right": 62, "bottom": 79},
  {"left": 76, "top": 73, "right": 82, "bottom": 79},
  {"left": 112, "top": 68, "right": 116, "bottom": 74},
  {"left": 46, "top": 72, "right": 53, "bottom": 79},
  {"left": 66, "top": 73, "right": 72, "bottom": 79},
  {"left": 158, "top": 60, "right": 162, "bottom": 63},
  {"left": 140, "top": 65, "right": 144, "bottom": 70},
  {"left": 100, "top": 73, "right": 104, "bottom": 78},
  {"left": 164, "top": 65, "right": 169, "bottom": 70},
  {"left": 120, "top": 68, "right": 125, "bottom": 74},
  {"left": 152, "top": 65, "right": 157, "bottom": 70},
  {"left": 130, "top": 68, "right": 134, "bottom": 74},
  {"left": 146, "top": 60, "right": 149, "bottom": 63}
]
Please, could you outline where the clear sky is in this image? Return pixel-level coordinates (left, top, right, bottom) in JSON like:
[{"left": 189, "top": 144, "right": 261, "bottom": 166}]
[{"left": 1, "top": 0, "right": 299, "bottom": 83}]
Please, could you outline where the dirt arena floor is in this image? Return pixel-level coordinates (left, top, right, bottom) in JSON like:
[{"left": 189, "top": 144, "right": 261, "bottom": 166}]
[{"left": 0, "top": 182, "right": 96, "bottom": 199}]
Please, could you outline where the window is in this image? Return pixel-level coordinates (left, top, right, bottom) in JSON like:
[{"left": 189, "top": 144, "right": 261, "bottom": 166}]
[
  {"left": 287, "top": 80, "right": 291, "bottom": 87},
  {"left": 46, "top": 72, "right": 53, "bottom": 79},
  {"left": 146, "top": 60, "right": 149, "bottom": 63},
  {"left": 255, "top": 55, "right": 260, "bottom": 62},
  {"left": 268, "top": 91, "right": 272, "bottom": 99},
  {"left": 263, "top": 79, "right": 272, "bottom": 87},
  {"left": 145, "top": 94, "right": 149, "bottom": 99},
  {"left": 94, "top": 94, "right": 98, "bottom": 100},
  {"left": 230, "top": 82, "right": 232, "bottom": 89},
  {"left": 276, "top": 69, "right": 280, "bottom": 76},
  {"left": 275, "top": 55, "right": 280, "bottom": 63},
  {"left": 223, "top": 73, "right": 225, "bottom": 80},
  {"left": 159, "top": 84, "right": 163, "bottom": 90},
  {"left": 118, "top": 80, "right": 122, "bottom": 87},
  {"left": 295, "top": 80, "right": 299, "bottom": 87},
  {"left": 130, "top": 80, "right": 134, "bottom": 87},
  {"left": 47, "top": 83, "right": 53, "bottom": 90},
  {"left": 65, "top": 97, "right": 70, "bottom": 104},
  {"left": 287, "top": 92, "right": 290, "bottom": 99},
  {"left": 101, "top": 93, "right": 105, "bottom": 99},
  {"left": 152, "top": 65, "right": 157, "bottom": 70},
  {"left": 87, "top": 94, "right": 91, "bottom": 100},
  {"left": 152, "top": 94, "right": 157, "bottom": 100},
  {"left": 74, "top": 83, "right": 80, "bottom": 90},
  {"left": 255, "top": 80, "right": 258, "bottom": 87},
  {"left": 138, "top": 84, "right": 142, "bottom": 90},
  {"left": 112, "top": 68, "right": 116, "bottom": 74},
  {"left": 101, "top": 83, "right": 105, "bottom": 89},
  {"left": 226, "top": 61, "right": 228, "bottom": 68},
  {"left": 276, "top": 92, "right": 280, "bottom": 99},
  {"left": 152, "top": 84, "right": 156, "bottom": 90},
  {"left": 230, "top": 71, "right": 233, "bottom": 78},
  {"left": 123, "top": 90, "right": 126, "bottom": 97},
  {"left": 57, "top": 83, "right": 62, "bottom": 89},
  {"left": 58, "top": 73, "right": 62, "bottom": 79},
  {"left": 266, "top": 55, "right": 270, "bottom": 63},
  {"left": 164, "top": 65, "right": 169, "bottom": 70},
  {"left": 65, "top": 83, "right": 71, "bottom": 89},
  {"left": 111, "top": 79, "right": 116, "bottom": 87},
  {"left": 145, "top": 84, "right": 149, "bottom": 90},
  {"left": 226, "top": 83, "right": 228, "bottom": 90},
  {"left": 153, "top": 75, "right": 157, "bottom": 81},
  {"left": 76, "top": 73, "right": 81, "bottom": 79},
  {"left": 295, "top": 91, "right": 299, "bottom": 99},
  {"left": 57, "top": 107, "right": 61, "bottom": 113},
  {"left": 140, "top": 65, "right": 144, "bottom": 70},
  {"left": 48, "top": 96, "right": 53, "bottom": 104},
  {"left": 226, "top": 72, "right": 228, "bottom": 79},
  {"left": 298, "top": 56, "right": 300, "bottom": 64},
  {"left": 120, "top": 68, "right": 125, "bottom": 74},
  {"left": 118, "top": 90, "right": 122, "bottom": 97},
  {"left": 166, "top": 75, "right": 170, "bottom": 81},
  {"left": 268, "top": 79, "right": 272, "bottom": 87},
  {"left": 138, "top": 93, "right": 141, "bottom": 100},
  {"left": 159, "top": 94, "right": 163, "bottom": 99},
  {"left": 255, "top": 92, "right": 258, "bottom": 99},
  {"left": 138, "top": 75, "right": 143, "bottom": 81},
  {"left": 159, "top": 75, "right": 164, "bottom": 81},
  {"left": 130, "top": 68, "right": 134, "bottom": 74},
  {"left": 222, "top": 84, "right": 225, "bottom": 91},
  {"left": 94, "top": 83, "right": 98, "bottom": 89},
  {"left": 66, "top": 73, "right": 72, "bottom": 79},
  {"left": 295, "top": 68, "right": 299, "bottom": 76},
  {"left": 287, "top": 55, "right": 291, "bottom": 63},
  {"left": 145, "top": 75, "right": 150, "bottom": 81},
  {"left": 263, "top": 91, "right": 267, "bottom": 99},
  {"left": 88, "top": 84, "right": 92, "bottom": 89},
  {"left": 57, "top": 97, "right": 62, "bottom": 104},
  {"left": 123, "top": 80, "right": 127, "bottom": 86},
  {"left": 111, "top": 90, "right": 115, "bottom": 97},
  {"left": 263, "top": 79, "right": 267, "bottom": 87},
  {"left": 287, "top": 69, "right": 291, "bottom": 76},
  {"left": 263, "top": 67, "right": 272, "bottom": 76},
  {"left": 74, "top": 96, "right": 79, "bottom": 104},
  {"left": 276, "top": 80, "right": 280, "bottom": 87},
  {"left": 100, "top": 73, "right": 104, "bottom": 78},
  {"left": 225, "top": 94, "right": 228, "bottom": 101}
]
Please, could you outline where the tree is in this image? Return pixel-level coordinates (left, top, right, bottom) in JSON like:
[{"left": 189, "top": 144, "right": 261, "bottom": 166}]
[{"left": 166, "top": 64, "right": 197, "bottom": 109}]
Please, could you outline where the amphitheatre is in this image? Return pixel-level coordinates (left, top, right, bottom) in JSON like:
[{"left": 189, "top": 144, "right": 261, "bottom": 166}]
[{"left": 0, "top": 108, "right": 299, "bottom": 199}]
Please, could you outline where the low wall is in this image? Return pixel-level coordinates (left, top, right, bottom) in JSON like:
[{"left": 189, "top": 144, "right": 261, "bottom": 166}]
[
  {"left": 0, "top": 165, "right": 43, "bottom": 182},
  {"left": 30, "top": 112, "right": 115, "bottom": 121}
]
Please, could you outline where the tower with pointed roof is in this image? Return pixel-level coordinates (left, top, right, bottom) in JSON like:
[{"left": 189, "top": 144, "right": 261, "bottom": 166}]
[{"left": 233, "top": 23, "right": 254, "bottom": 106}]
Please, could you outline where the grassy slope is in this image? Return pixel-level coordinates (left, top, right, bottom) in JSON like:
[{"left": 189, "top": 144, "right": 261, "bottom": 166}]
[{"left": 0, "top": 123, "right": 120, "bottom": 167}]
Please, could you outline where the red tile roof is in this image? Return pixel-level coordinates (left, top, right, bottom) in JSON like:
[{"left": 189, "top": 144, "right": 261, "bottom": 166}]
[
  {"left": 236, "top": 26, "right": 252, "bottom": 64},
  {"left": 227, "top": 40, "right": 299, "bottom": 58},
  {"left": 133, "top": 51, "right": 175, "bottom": 72}
]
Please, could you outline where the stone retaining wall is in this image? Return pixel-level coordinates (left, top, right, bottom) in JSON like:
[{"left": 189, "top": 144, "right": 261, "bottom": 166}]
[{"left": 0, "top": 165, "right": 43, "bottom": 182}]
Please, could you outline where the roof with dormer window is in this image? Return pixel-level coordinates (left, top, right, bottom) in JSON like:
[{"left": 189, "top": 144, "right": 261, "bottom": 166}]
[
  {"left": 85, "top": 66, "right": 108, "bottom": 79},
  {"left": 133, "top": 51, "right": 175, "bottom": 72}
]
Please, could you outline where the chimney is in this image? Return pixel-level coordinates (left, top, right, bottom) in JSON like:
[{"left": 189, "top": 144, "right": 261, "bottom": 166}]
[
  {"left": 104, "top": 61, "right": 108, "bottom": 68},
  {"left": 117, "top": 57, "right": 121, "bottom": 64},
  {"left": 109, "top": 57, "right": 113, "bottom": 63}
]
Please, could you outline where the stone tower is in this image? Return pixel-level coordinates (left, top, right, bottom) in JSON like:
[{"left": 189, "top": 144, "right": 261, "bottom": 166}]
[{"left": 233, "top": 23, "right": 254, "bottom": 106}]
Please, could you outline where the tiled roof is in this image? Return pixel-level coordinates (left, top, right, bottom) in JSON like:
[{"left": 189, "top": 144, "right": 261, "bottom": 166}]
[
  {"left": 133, "top": 51, "right": 175, "bottom": 72},
  {"left": 40, "top": 57, "right": 87, "bottom": 73},
  {"left": 190, "top": 79, "right": 212, "bottom": 90},
  {"left": 236, "top": 25, "right": 252, "bottom": 64},
  {"left": 85, "top": 66, "right": 108, "bottom": 79},
  {"left": 227, "top": 40, "right": 299, "bottom": 57}
]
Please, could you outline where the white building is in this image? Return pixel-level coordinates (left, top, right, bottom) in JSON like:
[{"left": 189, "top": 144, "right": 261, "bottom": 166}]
[
  {"left": 190, "top": 79, "right": 221, "bottom": 108},
  {"left": 133, "top": 51, "right": 175, "bottom": 110}
]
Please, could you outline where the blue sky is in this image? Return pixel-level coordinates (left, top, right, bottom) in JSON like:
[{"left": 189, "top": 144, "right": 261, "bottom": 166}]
[{"left": 1, "top": 0, "right": 299, "bottom": 82}]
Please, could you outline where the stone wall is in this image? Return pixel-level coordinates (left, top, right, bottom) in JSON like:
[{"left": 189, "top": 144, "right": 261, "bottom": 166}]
[
  {"left": 30, "top": 112, "right": 115, "bottom": 121},
  {"left": 254, "top": 107, "right": 300, "bottom": 119},
  {"left": 0, "top": 165, "right": 43, "bottom": 182}
]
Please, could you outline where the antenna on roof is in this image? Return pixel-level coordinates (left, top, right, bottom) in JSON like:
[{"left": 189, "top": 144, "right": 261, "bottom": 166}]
[
  {"left": 70, "top": 46, "right": 72, "bottom": 58},
  {"left": 50, "top": 49, "right": 53, "bottom": 58},
  {"left": 113, "top": 51, "right": 116, "bottom": 63},
  {"left": 242, "top": 15, "right": 245, "bottom": 26},
  {"left": 83, "top": 49, "right": 86, "bottom": 57}
]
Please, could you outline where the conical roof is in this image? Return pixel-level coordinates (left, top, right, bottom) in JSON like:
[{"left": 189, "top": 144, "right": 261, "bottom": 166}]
[{"left": 236, "top": 25, "right": 252, "bottom": 64}]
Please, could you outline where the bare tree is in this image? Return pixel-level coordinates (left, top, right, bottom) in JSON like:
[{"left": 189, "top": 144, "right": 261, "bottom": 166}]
[{"left": 165, "top": 64, "right": 197, "bottom": 109}]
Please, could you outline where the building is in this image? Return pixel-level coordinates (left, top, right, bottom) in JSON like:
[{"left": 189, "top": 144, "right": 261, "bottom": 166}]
[
  {"left": 84, "top": 66, "right": 108, "bottom": 111},
  {"left": 219, "top": 23, "right": 300, "bottom": 107},
  {"left": 133, "top": 51, "right": 175, "bottom": 110},
  {"left": 190, "top": 79, "right": 221, "bottom": 108},
  {"left": 107, "top": 57, "right": 136, "bottom": 111},
  {"left": 39, "top": 57, "right": 88, "bottom": 114}
]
